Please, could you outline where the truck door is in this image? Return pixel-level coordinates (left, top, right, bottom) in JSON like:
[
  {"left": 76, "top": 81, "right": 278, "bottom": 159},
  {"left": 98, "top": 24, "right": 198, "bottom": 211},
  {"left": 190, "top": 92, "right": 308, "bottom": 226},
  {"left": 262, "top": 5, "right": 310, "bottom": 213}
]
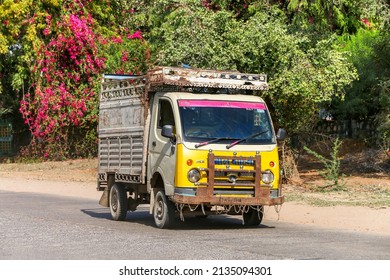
[{"left": 148, "top": 97, "right": 177, "bottom": 196}]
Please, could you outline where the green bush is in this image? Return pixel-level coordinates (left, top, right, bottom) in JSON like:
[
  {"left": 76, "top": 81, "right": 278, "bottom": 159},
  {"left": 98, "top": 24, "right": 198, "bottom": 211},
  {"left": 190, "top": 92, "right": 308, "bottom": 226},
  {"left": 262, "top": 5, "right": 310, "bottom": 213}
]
[{"left": 304, "top": 137, "right": 346, "bottom": 191}]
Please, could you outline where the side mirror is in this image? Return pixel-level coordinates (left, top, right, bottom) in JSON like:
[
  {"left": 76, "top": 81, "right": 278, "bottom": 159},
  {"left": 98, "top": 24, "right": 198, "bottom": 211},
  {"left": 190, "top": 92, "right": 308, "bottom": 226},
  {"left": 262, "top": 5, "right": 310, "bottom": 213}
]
[
  {"left": 276, "top": 128, "right": 287, "bottom": 141},
  {"left": 161, "top": 125, "right": 174, "bottom": 139}
]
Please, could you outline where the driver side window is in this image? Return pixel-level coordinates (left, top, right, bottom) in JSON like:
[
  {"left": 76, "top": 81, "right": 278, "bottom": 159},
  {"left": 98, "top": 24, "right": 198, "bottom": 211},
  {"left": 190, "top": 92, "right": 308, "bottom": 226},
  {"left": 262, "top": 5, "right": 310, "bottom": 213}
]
[{"left": 158, "top": 99, "right": 175, "bottom": 128}]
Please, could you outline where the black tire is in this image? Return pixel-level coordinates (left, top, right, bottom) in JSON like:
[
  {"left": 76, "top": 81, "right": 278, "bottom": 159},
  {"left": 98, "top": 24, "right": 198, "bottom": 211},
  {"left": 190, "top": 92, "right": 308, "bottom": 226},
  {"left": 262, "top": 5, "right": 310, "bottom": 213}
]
[
  {"left": 243, "top": 206, "right": 263, "bottom": 227},
  {"left": 109, "top": 183, "right": 128, "bottom": 221},
  {"left": 153, "top": 190, "right": 175, "bottom": 229}
]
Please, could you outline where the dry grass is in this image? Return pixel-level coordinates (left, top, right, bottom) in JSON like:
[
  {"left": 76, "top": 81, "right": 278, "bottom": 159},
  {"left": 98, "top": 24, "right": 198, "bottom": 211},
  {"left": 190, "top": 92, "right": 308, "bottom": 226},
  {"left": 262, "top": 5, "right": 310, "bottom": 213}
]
[
  {"left": 0, "top": 158, "right": 97, "bottom": 182},
  {"left": 285, "top": 150, "right": 390, "bottom": 207}
]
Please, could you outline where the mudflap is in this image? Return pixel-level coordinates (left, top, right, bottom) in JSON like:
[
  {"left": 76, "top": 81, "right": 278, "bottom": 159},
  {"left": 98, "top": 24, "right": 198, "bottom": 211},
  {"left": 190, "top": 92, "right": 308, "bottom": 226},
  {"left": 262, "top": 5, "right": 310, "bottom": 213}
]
[
  {"left": 99, "top": 188, "right": 110, "bottom": 207},
  {"left": 149, "top": 188, "right": 156, "bottom": 214}
]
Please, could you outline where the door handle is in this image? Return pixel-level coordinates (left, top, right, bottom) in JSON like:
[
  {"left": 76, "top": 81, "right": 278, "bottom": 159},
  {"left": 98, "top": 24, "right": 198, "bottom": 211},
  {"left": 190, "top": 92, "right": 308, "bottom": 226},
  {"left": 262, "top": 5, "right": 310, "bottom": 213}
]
[{"left": 171, "top": 145, "right": 175, "bottom": 155}]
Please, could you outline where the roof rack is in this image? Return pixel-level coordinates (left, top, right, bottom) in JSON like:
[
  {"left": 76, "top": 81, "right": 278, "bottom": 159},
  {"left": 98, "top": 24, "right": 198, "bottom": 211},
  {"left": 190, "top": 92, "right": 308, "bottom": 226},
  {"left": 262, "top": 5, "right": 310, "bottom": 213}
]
[
  {"left": 147, "top": 66, "right": 268, "bottom": 91},
  {"left": 100, "top": 66, "right": 268, "bottom": 100}
]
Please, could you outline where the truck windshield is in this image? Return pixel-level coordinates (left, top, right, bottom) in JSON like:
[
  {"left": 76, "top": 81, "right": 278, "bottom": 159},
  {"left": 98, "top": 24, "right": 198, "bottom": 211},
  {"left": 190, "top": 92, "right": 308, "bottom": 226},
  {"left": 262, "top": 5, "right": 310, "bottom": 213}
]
[{"left": 178, "top": 100, "right": 275, "bottom": 145}]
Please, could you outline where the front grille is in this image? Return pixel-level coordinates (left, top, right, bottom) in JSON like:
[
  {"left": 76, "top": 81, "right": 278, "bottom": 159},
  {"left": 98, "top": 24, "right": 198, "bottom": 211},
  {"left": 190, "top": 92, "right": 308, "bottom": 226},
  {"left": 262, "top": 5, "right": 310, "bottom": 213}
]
[
  {"left": 213, "top": 189, "right": 255, "bottom": 196},
  {"left": 214, "top": 171, "right": 255, "bottom": 178},
  {"left": 198, "top": 151, "right": 262, "bottom": 197}
]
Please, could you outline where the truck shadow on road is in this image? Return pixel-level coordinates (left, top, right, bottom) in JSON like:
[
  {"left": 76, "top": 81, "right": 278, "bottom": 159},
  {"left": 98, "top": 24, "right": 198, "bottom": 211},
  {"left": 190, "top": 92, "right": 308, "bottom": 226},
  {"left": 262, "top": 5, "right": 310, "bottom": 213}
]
[{"left": 81, "top": 207, "right": 276, "bottom": 230}]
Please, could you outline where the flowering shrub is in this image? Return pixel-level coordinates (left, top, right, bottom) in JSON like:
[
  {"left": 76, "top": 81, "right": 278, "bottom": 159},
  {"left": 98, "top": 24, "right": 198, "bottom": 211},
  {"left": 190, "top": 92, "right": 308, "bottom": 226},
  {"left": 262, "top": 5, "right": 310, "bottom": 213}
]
[
  {"left": 102, "top": 30, "right": 149, "bottom": 75},
  {"left": 19, "top": 2, "right": 149, "bottom": 159},
  {"left": 19, "top": 11, "right": 104, "bottom": 159}
]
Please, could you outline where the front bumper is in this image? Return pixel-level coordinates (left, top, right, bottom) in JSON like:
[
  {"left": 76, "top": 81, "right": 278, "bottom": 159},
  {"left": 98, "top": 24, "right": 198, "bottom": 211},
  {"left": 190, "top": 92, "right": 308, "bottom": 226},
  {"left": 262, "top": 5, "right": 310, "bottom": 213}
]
[{"left": 173, "top": 186, "right": 284, "bottom": 206}]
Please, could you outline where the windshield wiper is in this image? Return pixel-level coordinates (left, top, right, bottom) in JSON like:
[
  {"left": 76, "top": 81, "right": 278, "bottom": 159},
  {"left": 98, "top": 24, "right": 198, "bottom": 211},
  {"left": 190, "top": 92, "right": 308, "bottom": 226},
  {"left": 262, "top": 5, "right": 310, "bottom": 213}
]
[
  {"left": 226, "top": 130, "right": 269, "bottom": 149},
  {"left": 195, "top": 137, "right": 236, "bottom": 148}
]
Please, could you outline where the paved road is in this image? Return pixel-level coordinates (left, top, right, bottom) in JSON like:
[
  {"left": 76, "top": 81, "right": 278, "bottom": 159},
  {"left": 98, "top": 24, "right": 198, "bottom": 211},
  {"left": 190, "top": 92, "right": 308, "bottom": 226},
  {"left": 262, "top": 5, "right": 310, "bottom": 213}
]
[{"left": 0, "top": 190, "right": 389, "bottom": 260}]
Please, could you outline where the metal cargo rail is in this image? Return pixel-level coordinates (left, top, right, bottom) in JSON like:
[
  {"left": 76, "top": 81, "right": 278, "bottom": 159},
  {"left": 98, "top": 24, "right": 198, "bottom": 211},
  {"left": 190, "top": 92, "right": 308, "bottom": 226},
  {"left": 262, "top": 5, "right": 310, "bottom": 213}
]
[
  {"left": 147, "top": 66, "right": 268, "bottom": 92},
  {"left": 98, "top": 75, "right": 147, "bottom": 185},
  {"left": 100, "top": 66, "right": 268, "bottom": 96}
]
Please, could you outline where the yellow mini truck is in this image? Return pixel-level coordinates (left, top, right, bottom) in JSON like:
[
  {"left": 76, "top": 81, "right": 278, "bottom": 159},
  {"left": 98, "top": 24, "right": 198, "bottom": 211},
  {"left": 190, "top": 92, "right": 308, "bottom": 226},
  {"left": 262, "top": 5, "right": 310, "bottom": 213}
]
[{"left": 97, "top": 67, "right": 286, "bottom": 228}]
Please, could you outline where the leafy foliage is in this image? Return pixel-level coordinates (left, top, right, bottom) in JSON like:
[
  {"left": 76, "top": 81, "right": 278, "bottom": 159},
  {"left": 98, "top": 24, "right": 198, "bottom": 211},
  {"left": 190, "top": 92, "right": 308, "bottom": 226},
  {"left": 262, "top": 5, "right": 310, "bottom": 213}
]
[
  {"left": 376, "top": 79, "right": 390, "bottom": 151},
  {"left": 331, "top": 23, "right": 389, "bottom": 151},
  {"left": 334, "top": 29, "right": 383, "bottom": 120},
  {"left": 150, "top": 3, "right": 357, "bottom": 131},
  {"left": 0, "top": 0, "right": 388, "bottom": 160},
  {"left": 249, "top": 0, "right": 389, "bottom": 35}
]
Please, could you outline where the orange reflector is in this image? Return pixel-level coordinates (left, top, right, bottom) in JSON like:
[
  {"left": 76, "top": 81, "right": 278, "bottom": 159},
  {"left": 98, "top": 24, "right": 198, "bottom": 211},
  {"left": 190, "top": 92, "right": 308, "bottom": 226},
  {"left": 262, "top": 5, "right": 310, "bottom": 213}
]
[
  {"left": 269, "top": 161, "right": 275, "bottom": 168},
  {"left": 187, "top": 159, "right": 193, "bottom": 166}
]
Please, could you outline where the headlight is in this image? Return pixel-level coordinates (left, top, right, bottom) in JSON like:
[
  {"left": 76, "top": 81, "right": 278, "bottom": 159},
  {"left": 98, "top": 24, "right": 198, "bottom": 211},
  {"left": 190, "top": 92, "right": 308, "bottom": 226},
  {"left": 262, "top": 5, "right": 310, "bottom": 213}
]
[
  {"left": 188, "top": 169, "right": 201, "bottom": 183},
  {"left": 262, "top": 170, "right": 274, "bottom": 184}
]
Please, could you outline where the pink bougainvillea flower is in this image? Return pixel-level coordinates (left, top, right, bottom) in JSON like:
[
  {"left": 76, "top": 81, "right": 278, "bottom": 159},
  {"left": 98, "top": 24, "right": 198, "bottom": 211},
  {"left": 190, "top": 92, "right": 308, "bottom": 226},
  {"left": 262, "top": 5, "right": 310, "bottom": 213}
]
[
  {"left": 112, "top": 36, "right": 123, "bottom": 43},
  {"left": 43, "top": 28, "right": 51, "bottom": 36},
  {"left": 127, "top": 30, "right": 143, "bottom": 40},
  {"left": 121, "top": 51, "right": 129, "bottom": 62},
  {"left": 361, "top": 18, "right": 371, "bottom": 27}
]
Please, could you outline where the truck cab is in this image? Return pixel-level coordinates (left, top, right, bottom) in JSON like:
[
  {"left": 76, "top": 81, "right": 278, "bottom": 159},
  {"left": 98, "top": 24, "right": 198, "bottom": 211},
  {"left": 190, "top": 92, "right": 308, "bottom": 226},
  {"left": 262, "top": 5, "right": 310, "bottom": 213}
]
[{"left": 97, "top": 67, "right": 286, "bottom": 228}]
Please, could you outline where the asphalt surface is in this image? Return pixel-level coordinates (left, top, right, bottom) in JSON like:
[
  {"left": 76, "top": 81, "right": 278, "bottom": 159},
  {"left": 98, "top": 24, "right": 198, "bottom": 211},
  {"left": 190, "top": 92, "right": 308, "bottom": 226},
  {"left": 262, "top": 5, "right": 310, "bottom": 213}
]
[{"left": 0, "top": 189, "right": 389, "bottom": 260}]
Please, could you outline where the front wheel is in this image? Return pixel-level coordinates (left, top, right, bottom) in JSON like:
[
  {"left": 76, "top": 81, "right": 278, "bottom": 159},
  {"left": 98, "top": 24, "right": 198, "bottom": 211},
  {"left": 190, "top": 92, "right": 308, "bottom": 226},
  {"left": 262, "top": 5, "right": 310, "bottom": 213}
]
[
  {"left": 109, "top": 183, "right": 128, "bottom": 221},
  {"left": 153, "top": 190, "right": 175, "bottom": 229},
  {"left": 243, "top": 206, "right": 263, "bottom": 227}
]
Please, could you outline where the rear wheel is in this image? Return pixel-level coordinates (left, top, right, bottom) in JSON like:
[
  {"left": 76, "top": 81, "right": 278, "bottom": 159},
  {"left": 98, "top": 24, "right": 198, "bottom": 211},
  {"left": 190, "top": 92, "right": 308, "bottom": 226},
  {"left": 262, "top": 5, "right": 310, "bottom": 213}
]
[
  {"left": 109, "top": 183, "right": 128, "bottom": 221},
  {"left": 153, "top": 190, "right": 175, "bottom": 229},
  {"left": 243, "top": 206, "right": 263, "bottom": 227}
]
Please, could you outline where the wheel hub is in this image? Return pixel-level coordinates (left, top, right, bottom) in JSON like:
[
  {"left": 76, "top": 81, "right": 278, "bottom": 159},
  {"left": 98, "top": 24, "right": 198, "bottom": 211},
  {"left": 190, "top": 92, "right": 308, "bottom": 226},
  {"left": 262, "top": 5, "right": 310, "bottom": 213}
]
[
  {"left": 111, "top": 192, "right": 118, "bottom": 212},
  {"left": 156, "top": 200, "right": 163, "bottom": 220}
]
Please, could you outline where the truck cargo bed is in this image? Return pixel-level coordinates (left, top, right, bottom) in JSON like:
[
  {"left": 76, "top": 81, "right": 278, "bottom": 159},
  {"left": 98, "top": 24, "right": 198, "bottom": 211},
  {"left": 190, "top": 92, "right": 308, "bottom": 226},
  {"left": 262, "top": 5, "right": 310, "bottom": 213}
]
[{"left": 98, "top": 76, "right": 147, "bottom": 185}]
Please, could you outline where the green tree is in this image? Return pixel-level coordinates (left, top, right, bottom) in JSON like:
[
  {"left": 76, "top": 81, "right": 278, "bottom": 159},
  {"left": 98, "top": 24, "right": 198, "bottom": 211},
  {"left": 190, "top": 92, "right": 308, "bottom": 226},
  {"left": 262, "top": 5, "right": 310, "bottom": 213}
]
[
  {"left": 1, "top": 0, "right": 387, "bottom": 160},
  {"left": 331, "top": 4, "right": 389, "bottom": 145},
  {"left": 0, "top": 0, "right": 48, "bottom": 116},
  {"left": 148, "top": 1, "right": 357, "bottom": 132},
  {"left": 373, "top": 30, "right": 390, "bottom": 150},
  {"left": 334, "top": 29, "right": 384, "bottom": 120},
  {"left": 250, "top": 0, "right": 389, "bottom": 35}
]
